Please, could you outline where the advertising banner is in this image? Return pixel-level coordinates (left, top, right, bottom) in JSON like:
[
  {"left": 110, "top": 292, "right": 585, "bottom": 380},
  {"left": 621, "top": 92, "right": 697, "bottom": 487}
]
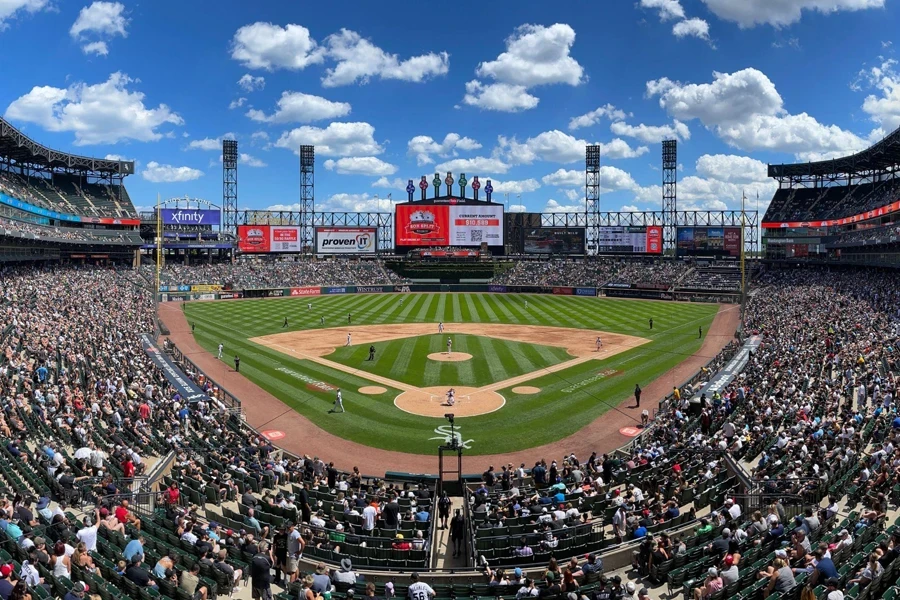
[
  {"left": 420, "top": 250, "right": 478, "bottom": 257},
  {"left": 238, "top": 225, "right": 270, "bottom": 252},
  {"left": 597, "top": 226, "right": 662, "bottom": 254},
  {"left": 323, "top": 286, "right": 353, "bottom": 294},
  {"left": 524, "top": 228, "right": 586, "bottom": 254},
  {"left": 238, "top": 226, "right": 306, "bottom": 253},
  {"left": 395, "top": 204, "right": 504, "bottom": 247},
  {"left": 552, "top": 287, "right": 575, "bottom": 295},
  {"left": 695, "top": 335, "right": 762, "bottom": 400},
  {"left": 140, "top": 334, "right": 207, "bottom": 403},
  {"left": 575, "top": 287, "right": 597, "bottom": 296},
  {"left": 315, "top": 227, "right": 377, "bottom": 254},
  {"left": 0, "top": 192, "right": 140, "bottom": 225},
  {"left": 356, "top": 286, "right": 391, "bottom": 294},
  {"left": 190, "top": 284, "right": 223, "bottom": 292},
  {"left": 488, "top": 285, "right": 507, "bottom": 293},
  {"left": 394, "top": 285, "right": 412, "bottom": 293},
  {"left": 762, "top": 198, "right": 900, "bottom": 229},
  {"left": 290, "top": 287, "right": 320, "bottom": 296},
  {"left": 197, "top": 294, "right": 216, "bottom": 300},
  {"left": 160, "top": 209, "right": 221, "bottom": 226},
  {"left": 218, "top": 292, "right": 243, "bottom": 299},
  {"left": 678, "top": 227, "right": 741, "bottom": 257}
]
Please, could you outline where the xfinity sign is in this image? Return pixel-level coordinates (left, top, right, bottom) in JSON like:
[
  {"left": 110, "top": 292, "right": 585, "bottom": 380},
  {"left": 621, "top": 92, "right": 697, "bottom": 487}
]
[
  {"left": 315, "top": 227, "right": 377, "bottom": 254},
  {"left": 161, "top": 209, "right": 221, "bottom": 226}
]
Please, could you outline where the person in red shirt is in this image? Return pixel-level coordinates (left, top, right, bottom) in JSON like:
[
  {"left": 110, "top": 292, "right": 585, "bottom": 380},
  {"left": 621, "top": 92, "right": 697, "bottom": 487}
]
[
  {"left": 115, "top": 500, "right": 141, "bottom": 531},
  {"left": 164, "top": 482, "right": 180, "bottom": 507},
  {"left": 122, "top": 458, "right": 135, "bottom": 478},
  {"left": 138, "top": 402, "right": 151, "bottom": 421}
]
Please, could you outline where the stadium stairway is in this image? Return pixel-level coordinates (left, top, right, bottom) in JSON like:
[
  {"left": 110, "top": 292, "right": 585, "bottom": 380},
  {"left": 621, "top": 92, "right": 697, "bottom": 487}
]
[{"left": 431, "top": 496, "right": 466, "bottom": 571}]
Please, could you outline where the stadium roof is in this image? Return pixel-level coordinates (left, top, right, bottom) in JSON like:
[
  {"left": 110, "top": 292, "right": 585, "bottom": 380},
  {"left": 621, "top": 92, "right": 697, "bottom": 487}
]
[
  {"left": 768, "top": 125, "right": 900, "bottom": 179},
  {"left": 0, "top": 117, "right": 134, "bottom": 176}
]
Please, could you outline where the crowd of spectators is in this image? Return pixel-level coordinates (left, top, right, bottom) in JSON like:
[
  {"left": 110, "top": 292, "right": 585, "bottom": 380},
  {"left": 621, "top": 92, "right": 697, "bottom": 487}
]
[
  {"left": 832, "top": 223, "right": 900, "bottom": 246},
  {"left": 143, "top": 259, "right": 407, "bottom": 289},
  {"left": 492, "top": 259, "right": 689, "bottom": 288},
  {"left": 0, "top": 260, "right": 897, "bottom": 600},
  {"left": 0, "top": 217, "right": 138, "bottom": 244}
]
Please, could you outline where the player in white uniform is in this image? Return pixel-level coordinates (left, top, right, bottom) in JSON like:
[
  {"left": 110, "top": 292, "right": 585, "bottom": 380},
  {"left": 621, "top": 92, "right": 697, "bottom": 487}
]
[
  {"left": 438, "top": 322, "right": 444, "bottom": 333},
  {"left": 445, "top": 389, "right": 455, "bottom": 406},
  {"left": 525, "top": 300, "right": 528, "bottom": 309},
  {"left": 596, "top": 336, "right": 603, "bottom": 351},
  {"left": 217, "top": 343, "right": 223, "bottom": 360},
  {"left": 308, "top": 303, "right": 312, "bottom": 310},
  {"left": 446, "top": 338, "right": 452, "bottom": 355},
  {"left": 331, "top": 389, "right": 345, "bottom": 413},
  {"left": 346, "top": 333, "right": 352, "bottom": 346},
  {"left": 407, "top": 573, "right": 435, "bottom": 600}
]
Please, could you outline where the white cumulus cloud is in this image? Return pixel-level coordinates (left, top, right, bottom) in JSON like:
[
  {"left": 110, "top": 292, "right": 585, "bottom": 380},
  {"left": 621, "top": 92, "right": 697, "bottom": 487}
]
[
  {"left": 433, "top": 156, "right": 511, "bottom": 174},
  {"left": 700, "top": 0, "right": 884, "bottom": 28},
  {"left": 275, "top": 122, "right": 383, "bottom": 157},
  {"left": 0, "top": 1, "right": 49, "bottom": 29},
  {"left": 610, "top": 119, "right": 691, "bottom": 143},
  {"left": 407, "top": 133, "right": 482, "bottom": 166},
  {"left": 463, "top": 23, "right": 585, "bottom": 112},
  {"left": 499, "top": 130, "right": 648, "bottom": 165},
  {"left": 142, "top": 162, "right": 203, "bottom": 183},
  {"left": 70, "top": 2, "right": 128, "bottom": 56},
  {"left": 4, "top": 72, "right": 182, "bottom": 145},
  {"left": 246, "top": 91, "right": 351, "bottom": 123},
  {"left": 321, "top": 29, "right": 449, "bottom": 87},
  {"left": 568, "top": 104, "right": 628, "bottom": 130},
  {"left": 230, "top": 23, "right": 325, "bottom": 71},
  {"left": 187, "top": 133, "right": 235, "bottom": 151},
  {"left": 324, "top": 156, "right": 397, "bottom": 176},
  {"left": 238, "top": 74, "right": 265, "bottom": 92}
]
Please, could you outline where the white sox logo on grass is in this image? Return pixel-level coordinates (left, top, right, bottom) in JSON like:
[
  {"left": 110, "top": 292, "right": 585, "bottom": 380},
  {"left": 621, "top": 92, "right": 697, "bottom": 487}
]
[{"left": 429, "top": 425, "right": 474, "bottom": 449}]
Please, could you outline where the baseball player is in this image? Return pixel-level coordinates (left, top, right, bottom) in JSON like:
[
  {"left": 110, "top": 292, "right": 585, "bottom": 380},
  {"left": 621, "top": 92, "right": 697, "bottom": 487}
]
[
  {"left": 438, "top": 322, "right": 444, "bottom": 333},
  {"left": 320, "top": 316, "right": 325, "bottom": 326},
  {"left": 346, "top": 333, "right": 352, "bottom": 346},
  {"left": 217, "top": 343, "right": 223, "bottom": 360},
  {"left": 330, "top": 389, "right": 344, "bottom": 413},
  {"left": 308, "top": 303, "right": 312, "bottom": 310},
  {"left": 282, "top": 317, "right": 288, "bottom": 328},
  {"left": 525, "top": 300, "right": 528, "bottom": 309},
  {"left": 595, "top": 336, "right": 603, "bottom": 351},
  {"left": 445, "top": 388, "right": 455, "bottom": 406},
  {"left": 348, "top": 313, "right": 352, "bottom": 324},
  {"left": 446, "top": 338, "right": 452, "bottom": 355}
]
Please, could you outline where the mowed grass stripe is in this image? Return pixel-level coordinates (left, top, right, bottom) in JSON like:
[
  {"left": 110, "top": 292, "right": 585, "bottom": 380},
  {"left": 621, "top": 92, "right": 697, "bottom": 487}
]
[
  {"left": 476, "top": 294, "right": 499, "bottom": 323},
  {"left": 450, "top": 294, "right": 463, "bottom": 322}
]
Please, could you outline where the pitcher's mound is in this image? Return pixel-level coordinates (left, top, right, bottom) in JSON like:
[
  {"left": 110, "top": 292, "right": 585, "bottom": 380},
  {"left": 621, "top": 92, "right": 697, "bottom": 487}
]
[
  {"left": 359, "top": 386, "right": 387, "bottom": 395},
  {"left": 427, "top": 352, "right": 472, "bottom": 362},
  {"left": 394, "top": 386, "right": 505, "bottom": 417},
  {"left": 512, "top": 386, "right": 541, "bottom": 394}
]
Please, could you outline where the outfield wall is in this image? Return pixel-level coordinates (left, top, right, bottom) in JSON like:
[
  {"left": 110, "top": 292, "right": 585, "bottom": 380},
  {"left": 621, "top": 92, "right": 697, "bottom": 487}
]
[{"left": 158, "top": 283, "right": 599, "bottom": 301}]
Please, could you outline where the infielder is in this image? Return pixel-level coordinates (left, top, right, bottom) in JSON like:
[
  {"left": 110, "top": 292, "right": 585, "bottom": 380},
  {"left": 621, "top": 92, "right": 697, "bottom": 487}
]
[
  {"left": 331, "top": 389, "right": 344, "bottom": 413},
  {"left": 217, "top": 343, "right": 223, "bottom": 360},
  {"left": 438, "top": 322, "right": 444, "bottom": 333},
  {"left": 596, "top": 336, "right": 603, "bottom": 351},
  {"left": 446, "top": 338, "right": 452, "bottom": 355},
  {"left": 346, "top": 333, "right": 352, "bottom": 346}
]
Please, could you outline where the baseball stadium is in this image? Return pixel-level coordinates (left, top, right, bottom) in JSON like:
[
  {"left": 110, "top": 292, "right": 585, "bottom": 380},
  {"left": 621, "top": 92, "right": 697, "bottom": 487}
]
[{"left": 2, "top": 5, "right": 900, "bottom": 600}]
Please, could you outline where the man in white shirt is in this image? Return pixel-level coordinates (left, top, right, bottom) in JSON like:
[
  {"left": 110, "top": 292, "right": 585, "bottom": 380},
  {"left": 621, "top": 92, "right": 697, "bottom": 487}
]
[
  {"left": 76, "top": 509, "right": 101, "bottom": 552},
  {"left": 725, "top": 499, "right": 742, "bottom": 521},
  {"left": 362, "top": 503, "right": 378, "bottom": 532},
  {"left": 407, "top": 572, "right": 434, "bottom": 600}
]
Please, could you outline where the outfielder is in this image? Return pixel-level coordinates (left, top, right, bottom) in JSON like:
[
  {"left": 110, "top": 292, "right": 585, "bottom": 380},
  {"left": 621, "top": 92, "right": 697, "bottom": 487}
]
[
  {"left": 331, "top": 389, "right": 344, "bottom": 413},
  {"left": 320, "top": 316, "right": 325, "bottom": 325},
  {"left": 217, "top": 343, "right": 223, "bottom": 360},
  {"left": 446, "top": 338, "right": 452, "bottom": 355},
  {"left": 438, "top": 322, "right": 444, "bottom": 333},
  {"left": 308, "top": 303, "right": 312, "bottom": 310},
  {"left": 346, "top": 333, "right": 352, "bottom": 346}
]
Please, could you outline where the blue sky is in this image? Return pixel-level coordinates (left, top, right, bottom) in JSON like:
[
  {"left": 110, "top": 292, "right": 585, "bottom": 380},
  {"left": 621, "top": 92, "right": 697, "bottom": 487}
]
[{"left": 1, "top": 0, "right": 899, "bottom": 217}]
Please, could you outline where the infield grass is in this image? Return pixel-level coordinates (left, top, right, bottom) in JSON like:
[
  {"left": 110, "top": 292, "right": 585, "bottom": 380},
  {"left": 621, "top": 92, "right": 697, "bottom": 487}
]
[{"left": 184, "top": 293, "right": 720, "bottom": 456}]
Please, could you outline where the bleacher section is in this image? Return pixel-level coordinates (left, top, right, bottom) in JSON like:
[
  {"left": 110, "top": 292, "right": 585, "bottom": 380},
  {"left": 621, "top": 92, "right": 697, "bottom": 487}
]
[{"left": 0, "top": 171, "right": 136, "bottom": 219}]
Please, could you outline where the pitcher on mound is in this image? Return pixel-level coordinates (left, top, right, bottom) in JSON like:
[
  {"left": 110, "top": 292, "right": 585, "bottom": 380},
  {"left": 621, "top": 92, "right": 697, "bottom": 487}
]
[{"left": 446, "top": 338, "right": 452, "bottom": 355}]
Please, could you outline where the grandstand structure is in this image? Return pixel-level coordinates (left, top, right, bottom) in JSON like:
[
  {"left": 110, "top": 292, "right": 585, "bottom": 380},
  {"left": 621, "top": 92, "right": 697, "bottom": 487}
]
[
  {"left": 0, "top": 117, "right": 141, "bottom": 262},
  {"left": 764, "top": 125, "right": 900, "bottom": 264}
]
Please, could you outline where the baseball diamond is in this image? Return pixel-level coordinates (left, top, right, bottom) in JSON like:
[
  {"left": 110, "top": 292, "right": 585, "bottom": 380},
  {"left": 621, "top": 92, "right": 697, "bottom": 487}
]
[{"left": 179, "top": 292, "right": 720, "bottom": 456}]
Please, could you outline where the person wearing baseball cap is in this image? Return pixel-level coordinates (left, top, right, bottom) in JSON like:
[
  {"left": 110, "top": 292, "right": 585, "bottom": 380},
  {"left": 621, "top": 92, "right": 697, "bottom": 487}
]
[
  {"left": 0, "top": 564, "right": 12, "bottom": 599},
  {"left": 637, "top": 588, "right": 651, "bottom": 600},
  {"left": 825, "top": 577, "right": 844, "bottom": 600},
  {"left": 63, "top": 580, "right": 89, "bottom": 600}
]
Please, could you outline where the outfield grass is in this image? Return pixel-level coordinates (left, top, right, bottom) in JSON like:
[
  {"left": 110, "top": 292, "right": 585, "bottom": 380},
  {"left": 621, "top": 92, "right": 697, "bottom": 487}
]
[
  {"left": 184, "top": 293, "right": 719, "bottom": 455},
  {"left": 326, "top": 334, "right": 573, "bottom": 388}
]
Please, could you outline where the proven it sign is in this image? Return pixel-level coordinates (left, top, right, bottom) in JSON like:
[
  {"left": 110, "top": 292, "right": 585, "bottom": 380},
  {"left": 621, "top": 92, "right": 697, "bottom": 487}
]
[{"left": 315, "top": 227, "right": 376, "bottom": 254}]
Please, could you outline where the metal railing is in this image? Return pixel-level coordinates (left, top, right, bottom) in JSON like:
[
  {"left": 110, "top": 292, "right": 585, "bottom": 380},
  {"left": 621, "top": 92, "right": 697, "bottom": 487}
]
[{"left": 163, "top": 340, "right": 241, "bottom": 408}]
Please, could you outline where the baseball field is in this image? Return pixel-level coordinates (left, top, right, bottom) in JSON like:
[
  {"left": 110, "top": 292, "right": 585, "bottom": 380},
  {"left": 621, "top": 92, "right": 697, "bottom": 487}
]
[{"left": 183, "top": 293, "right": 718, "bottom": 455}]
